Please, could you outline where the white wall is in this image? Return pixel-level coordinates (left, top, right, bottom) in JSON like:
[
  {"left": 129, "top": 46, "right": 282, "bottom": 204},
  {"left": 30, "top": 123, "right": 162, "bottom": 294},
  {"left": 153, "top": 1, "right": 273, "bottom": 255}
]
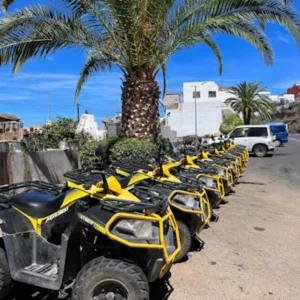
[
  {"left": 166, "top": 101, "right": 224, "bottom": 137},
  {"left": 183, "top": 81, "right": 233, "bottom": 103},
  {"left": 183, "top": 81, "right": 296, "bottom": 104}
]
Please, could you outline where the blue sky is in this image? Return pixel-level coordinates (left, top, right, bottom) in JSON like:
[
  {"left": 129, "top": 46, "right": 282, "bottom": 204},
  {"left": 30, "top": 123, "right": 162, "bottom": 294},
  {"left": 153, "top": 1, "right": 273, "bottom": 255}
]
[{"left": 1, "top": 0, "right": 300, "bottom": 126}]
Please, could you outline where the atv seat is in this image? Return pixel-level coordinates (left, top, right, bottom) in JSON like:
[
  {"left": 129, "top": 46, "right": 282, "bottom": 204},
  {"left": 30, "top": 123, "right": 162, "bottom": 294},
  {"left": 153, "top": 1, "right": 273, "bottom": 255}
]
[{"left": 11, "top": 190, "right": 67, "bottom": 219}]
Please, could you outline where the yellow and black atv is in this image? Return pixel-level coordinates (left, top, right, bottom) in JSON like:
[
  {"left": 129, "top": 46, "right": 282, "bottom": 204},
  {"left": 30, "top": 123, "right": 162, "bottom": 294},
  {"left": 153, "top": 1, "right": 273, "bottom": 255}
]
[
  {"left": 109, "top": 160, "right": 211, "bottom": 262},
  {"left": 0, "top": 160, "right": 180, "bottom": 300},
  {"left": 174, "top": 141, "right": 235, "bottom": 195},
  {"left": 76, "top": 144, "right": 211, "bottom": 263},
  {"left": 162, "top": 150, "right": 226, "bottom": 209}
]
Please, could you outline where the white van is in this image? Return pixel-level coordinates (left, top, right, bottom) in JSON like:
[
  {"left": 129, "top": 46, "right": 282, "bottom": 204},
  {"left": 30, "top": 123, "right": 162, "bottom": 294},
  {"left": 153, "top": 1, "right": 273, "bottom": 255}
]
[{"left": 229, "top": 125, "right": 275, "bottom": 157}]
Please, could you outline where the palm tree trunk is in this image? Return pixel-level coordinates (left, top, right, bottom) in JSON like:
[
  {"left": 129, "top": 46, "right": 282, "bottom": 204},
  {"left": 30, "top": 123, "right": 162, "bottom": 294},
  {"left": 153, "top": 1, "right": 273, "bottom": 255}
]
[{"left": 121, "top": 72, "right": 160, "bottom": 141}]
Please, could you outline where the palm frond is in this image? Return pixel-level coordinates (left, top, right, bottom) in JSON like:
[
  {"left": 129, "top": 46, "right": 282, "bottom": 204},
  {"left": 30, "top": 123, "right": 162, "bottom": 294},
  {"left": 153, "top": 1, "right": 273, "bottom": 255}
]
[
  {"left": 75, "top": 50, "right": 112, "bottom": 100},
  {"left": 0, "top": 0, "right": 14, "bottom": 13}
]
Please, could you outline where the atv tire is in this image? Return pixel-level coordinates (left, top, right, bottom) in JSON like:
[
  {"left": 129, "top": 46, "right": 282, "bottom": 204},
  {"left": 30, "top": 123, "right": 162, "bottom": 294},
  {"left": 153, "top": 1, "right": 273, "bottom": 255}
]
[
  {"left": 0, "top": 248, "right": 12, "bottom": 298},
  {"left": 72, "top": 256, "right": 149, "bottom": 300},
  {"left": 174, "top": 221, "right": 192, "bottom": 263}
]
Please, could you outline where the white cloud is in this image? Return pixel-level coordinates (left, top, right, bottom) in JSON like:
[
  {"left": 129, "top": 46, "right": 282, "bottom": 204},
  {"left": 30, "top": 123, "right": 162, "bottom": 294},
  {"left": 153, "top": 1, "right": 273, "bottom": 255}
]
[{"left": 272, "top": 31, "right": 293, "bottom": 45}]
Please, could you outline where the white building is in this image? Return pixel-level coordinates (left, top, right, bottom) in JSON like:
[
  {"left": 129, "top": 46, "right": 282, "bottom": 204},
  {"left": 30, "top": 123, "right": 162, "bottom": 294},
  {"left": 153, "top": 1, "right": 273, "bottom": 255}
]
[
  {"left": 183, "top": 81, "right": 233, "bottom": 103},
  {"left": 166, "top": 82, "right": 236, "bottom": 138},
  {"left": 258, "top": 91, "right": 295, "bottom": 103},
  {"left": 76, "top": 113, "right": 105, "bottom": 140},
  {"left": 183, "top": 81, "right": 295, "bottom": 103}
]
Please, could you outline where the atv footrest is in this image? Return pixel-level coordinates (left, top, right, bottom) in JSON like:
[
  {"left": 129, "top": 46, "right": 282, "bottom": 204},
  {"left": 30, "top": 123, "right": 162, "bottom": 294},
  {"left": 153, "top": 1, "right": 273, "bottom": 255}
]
[
  {"left": 23, "top": 263, "right": 58, "bottom": 279},
  {"left": 210, "top": 213, "right": 219, "bottom": 223}
]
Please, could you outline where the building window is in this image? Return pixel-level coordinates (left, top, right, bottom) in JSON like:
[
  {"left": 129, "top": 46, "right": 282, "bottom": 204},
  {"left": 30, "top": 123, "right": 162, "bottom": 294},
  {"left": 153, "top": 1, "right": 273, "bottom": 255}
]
[
  {"left": 193, "top": 91, "right": 201, "bottom": 99},
  {"left": 209, "top": 91, "right": 216, "bottom": 98}
]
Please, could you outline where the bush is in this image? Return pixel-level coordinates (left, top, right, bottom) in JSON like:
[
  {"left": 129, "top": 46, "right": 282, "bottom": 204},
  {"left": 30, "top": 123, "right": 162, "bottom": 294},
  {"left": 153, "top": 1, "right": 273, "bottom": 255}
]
[
  {"left": 79, "top": 137, "right": 157, "bottom": 167},
  {"left": 79, "top": 137, "right": 120, "bottom": 168},
  {"left": 109, "top": 138, "right": 157, "bottom": 163},
  {"left": 220, "top": 116, "right": 243, "bottom": 134},
  {"left": 24, "top": 117, "right": 78, "bottom": 151}
]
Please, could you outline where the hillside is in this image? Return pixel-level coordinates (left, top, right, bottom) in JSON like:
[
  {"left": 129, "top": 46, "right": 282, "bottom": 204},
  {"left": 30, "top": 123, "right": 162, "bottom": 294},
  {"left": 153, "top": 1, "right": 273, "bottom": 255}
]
[{"left": 270, "top": 102, "right": 300, "bottom": 133}]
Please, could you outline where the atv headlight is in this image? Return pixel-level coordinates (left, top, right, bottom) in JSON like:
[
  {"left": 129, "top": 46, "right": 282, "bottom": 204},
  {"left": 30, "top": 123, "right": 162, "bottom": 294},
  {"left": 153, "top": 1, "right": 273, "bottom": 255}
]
[
  {"left": 227, "top": 162, "right": 235, "bottom": 170},
  {"left": 114, "top": 219, "right": 153, "bottom": 238},
  {"left": 172, "top": 194, "right": 200, "bottom": 210},
  {"left": 218, "top": 169, "right": 226, "bottom": 177},
  {"left": 198, "top": 177, "right": 217, "bottom": 188}
]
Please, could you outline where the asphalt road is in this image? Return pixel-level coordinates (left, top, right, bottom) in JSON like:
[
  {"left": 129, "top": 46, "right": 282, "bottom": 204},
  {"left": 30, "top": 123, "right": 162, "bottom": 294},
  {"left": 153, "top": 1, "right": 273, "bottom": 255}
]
[{"left": 9, "top": 137, "right": 300, "bottom": 300}]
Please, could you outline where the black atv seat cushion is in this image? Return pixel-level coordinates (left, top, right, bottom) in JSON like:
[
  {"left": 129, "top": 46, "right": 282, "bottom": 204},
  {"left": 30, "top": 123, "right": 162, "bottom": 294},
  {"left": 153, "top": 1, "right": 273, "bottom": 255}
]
[{"left": 10, "top": 190, "right": 67, "bottom": 219}]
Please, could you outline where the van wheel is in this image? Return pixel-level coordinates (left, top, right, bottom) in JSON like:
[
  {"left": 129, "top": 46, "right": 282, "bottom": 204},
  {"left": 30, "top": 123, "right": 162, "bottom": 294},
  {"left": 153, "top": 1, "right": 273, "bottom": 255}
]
[
  {"left": 274, "top": 139, "right": 282, "bottom": 147},
  {"left": 72, "top": 256, "right": 149, "bottom": 300},
  {"left": 174, "top": 221, "right": 192, "bottom": 263},
  {"left": 0, "top": 248, "right": 12, "bottom": 298},
  {"left": 253, "top": 145, "right": 268, "bottom": 157}
]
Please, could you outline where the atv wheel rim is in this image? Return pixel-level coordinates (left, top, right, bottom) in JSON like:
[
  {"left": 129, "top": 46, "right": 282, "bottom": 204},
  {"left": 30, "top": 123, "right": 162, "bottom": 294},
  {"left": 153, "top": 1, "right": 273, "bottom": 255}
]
[{"left": 92, "top": 279, "right": 129, "bottom": 300}]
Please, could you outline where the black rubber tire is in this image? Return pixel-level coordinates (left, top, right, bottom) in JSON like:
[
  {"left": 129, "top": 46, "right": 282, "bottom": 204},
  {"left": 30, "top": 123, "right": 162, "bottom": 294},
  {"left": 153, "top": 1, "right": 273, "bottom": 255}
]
[
  {"left": 253, "top": 145, "right": 268, "bottom": 157},
  {"left": 274, "top": 139, "right": 282, "bottom": 147},
  {"left": 174, "top": 221, "right": 192, "bottom": 263},
  {"left": 0, "top": 247, "right": 12, "bottom": 298},
  {"left": 72, "top": 256, "right": 149, "bottom": 300}
]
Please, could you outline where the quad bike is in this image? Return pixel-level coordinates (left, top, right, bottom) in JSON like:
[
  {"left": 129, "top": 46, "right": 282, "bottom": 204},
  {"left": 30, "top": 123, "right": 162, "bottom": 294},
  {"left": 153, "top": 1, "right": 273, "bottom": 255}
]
[
  {"left": 111, "top": 160, "right": 211, "bottom": 262},
  {"left": 78, "top": 145, "right": 211, "bottom": 263},
  {"left": 161, "top": 146, "right": 226, "bottom": 209},
  {"left": 174, "top": 141, "right": 236, "bottom": 195},
  {"left": 0, "top": 148, "right": 180, "bottom": 300},
  {"left": 208, "top": 136, "right": 248, "bottom": 172}
]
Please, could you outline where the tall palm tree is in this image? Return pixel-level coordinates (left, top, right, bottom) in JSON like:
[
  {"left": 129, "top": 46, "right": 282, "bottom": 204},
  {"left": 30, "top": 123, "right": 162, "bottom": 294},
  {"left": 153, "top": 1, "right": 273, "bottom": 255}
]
[
  {"left": 0, "top": 1, "right": 299, "bottom": 141},
  {"left": 225, "top": 81, "right": 273, "bottom": 125}
]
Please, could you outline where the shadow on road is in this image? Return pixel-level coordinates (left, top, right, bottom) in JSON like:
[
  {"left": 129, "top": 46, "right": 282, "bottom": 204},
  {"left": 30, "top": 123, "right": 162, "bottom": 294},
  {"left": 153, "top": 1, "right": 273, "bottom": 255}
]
[
  {"left": 238, "top": 181, "right": 265, "bottom": 186},
  {"left": 150, "top": 278, "right": 174, "bottom": 300}
]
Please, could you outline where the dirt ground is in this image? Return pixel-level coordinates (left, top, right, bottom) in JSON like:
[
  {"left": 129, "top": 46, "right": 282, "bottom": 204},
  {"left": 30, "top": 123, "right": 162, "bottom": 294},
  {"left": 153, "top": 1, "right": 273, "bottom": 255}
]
[{"left": 9, "top": 139, "right": 300, "bottom": 300}]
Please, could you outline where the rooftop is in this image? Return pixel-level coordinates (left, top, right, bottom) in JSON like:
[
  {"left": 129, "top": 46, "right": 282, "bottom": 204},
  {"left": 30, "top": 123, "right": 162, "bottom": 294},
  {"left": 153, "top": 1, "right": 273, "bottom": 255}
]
[{"left": 0, "top": 113, "right": 20, "bottom": 122}]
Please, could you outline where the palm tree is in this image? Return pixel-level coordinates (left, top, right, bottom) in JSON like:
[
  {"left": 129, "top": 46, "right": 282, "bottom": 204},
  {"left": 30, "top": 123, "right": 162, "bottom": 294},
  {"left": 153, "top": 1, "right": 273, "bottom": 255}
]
[
  {"left": 225, "top": 82, "right": 273, "bottom": 125},
  {"left": 0, "top": 0, "right": 14, "bottom": 12},
  {"left": 0, "top": 1, "right": 300, "bottom": 141}
]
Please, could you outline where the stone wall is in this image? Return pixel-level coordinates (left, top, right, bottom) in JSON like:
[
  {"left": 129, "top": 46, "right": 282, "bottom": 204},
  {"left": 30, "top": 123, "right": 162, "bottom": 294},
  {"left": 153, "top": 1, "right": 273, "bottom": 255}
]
[{"left": 0, "top": 145, "right": 80, "bottom": 185}]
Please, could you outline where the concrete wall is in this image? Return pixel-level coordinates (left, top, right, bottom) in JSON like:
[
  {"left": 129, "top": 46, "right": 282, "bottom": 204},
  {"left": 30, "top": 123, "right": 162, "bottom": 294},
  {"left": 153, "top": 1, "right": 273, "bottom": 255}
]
[
  {"left": 161, "top": 125, "right": 177, "bottom": 143},
  {"left": 166, "top": 101, "right": 224, "bottom": 137},
  {"left": 0, "top": 148, "right": 80, "bottom": 185}
]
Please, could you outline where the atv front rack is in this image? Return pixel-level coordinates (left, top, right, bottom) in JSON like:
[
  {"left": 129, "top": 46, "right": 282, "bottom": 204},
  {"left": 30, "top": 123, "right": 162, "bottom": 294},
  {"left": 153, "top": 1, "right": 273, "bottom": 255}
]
[
  {"left": 104, "top": 187, "right": 169, "bottom": 213},
  {"left": 65, "top": 170, "right": 169, "bottom": 214}
]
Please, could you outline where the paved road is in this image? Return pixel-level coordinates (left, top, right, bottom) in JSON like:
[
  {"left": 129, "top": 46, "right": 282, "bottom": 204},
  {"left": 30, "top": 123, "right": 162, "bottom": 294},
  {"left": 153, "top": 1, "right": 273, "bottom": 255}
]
[
  {"left": 289, "top": 133, "right": 300, "bottom": 142},
  {"left": 164, "top": 138, "right": 300, "bottom": 300},
  {"left": 9, "top": 138, "right": 300, "bottom": 300}
]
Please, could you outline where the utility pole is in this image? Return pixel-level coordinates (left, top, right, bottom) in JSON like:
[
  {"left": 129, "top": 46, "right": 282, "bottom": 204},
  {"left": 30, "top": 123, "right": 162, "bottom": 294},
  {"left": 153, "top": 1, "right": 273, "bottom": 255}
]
[
  {"left": 77, "top": 103, "right": 80, "bottom": 121},
  {"left": 194, "top": 85, "right": 198, "bottom": 137},
  {"left": 19, "top": 74, "right": 51, "bottom": 121}
]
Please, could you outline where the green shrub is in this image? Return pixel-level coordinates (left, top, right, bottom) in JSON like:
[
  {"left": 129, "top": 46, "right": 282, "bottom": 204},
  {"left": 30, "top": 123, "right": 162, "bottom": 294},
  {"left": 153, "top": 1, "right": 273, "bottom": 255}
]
[
  {"left": 79, "top": 137, "right": 120, "bottom": 168},
  {"left": 220, "top": 116, "right": 243, "bottom": 134},
  {"left": 79, "top": 137, "right": 157, "bottom": 167},
  {"left": 109, "top": 138, "right": 157, "bottom": 163}
]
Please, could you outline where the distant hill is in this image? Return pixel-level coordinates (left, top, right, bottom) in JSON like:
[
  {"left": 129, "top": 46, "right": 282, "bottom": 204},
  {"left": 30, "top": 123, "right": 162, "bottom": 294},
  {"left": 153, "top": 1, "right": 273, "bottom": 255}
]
[{"left": 270, "top": 102, "right": 300, "bottom": 133}]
